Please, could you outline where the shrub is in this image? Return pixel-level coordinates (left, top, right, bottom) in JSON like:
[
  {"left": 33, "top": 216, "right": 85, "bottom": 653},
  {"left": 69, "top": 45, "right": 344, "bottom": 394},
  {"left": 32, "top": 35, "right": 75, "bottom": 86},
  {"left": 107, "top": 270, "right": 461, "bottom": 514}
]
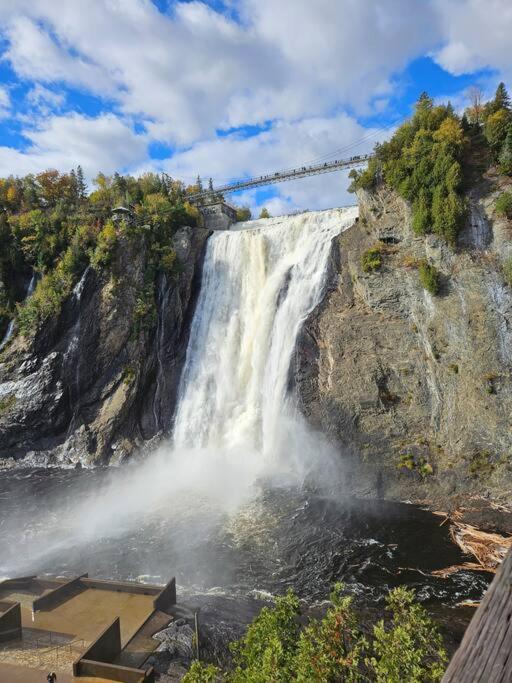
[
  {"left": 361, "top": 245, "right": 383, "bottom": 273},
  {"left": 367, "top": 586, "right": 447, "bottom": 682},
  {"left": 469, "top": 450, "right": 495, "bottom": 477},
  {"left": 17, "top": 261, "right": 74, "bottom": 334},
  {"left": 183, "top": 585, "right": 447, "bottom": 683},
  {"left": 0, "top": 393, "right": 16, "bottom": 414},
  {"left": 502, "top": 256, "right": 512, "bottom": 286},
  {"left": 91, "top": 220, "right": 117, "bottom": 269},
  {"left": 495, "top": 191, "right": 512, "bottom": 218},
  {"left": 418, "top": 259, "right": 440, "bottom": 295},
  {"left": 236, "top": 206, "right": 252, "bottom": 222}
]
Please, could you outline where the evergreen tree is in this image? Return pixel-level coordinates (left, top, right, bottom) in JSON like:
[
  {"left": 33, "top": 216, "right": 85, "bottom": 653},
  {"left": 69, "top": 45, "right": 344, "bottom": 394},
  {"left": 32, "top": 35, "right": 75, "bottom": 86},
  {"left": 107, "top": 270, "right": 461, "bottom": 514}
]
[
  {"left": 208, "top": 177, "right": 214, "bottom": 192},
  {"left": 485, "top": 108, "right": 512, "bottom": 153},
  {"left": 494, "top": 82, "right": 511, "bottom": 112},
  {"left": 196, "top": 175, "right": 203, "bottom": 192},
  {"left": 76, "top": 165, "right": 87, "bottom": 199},
  {"left": 69, "top": 168, "right": 78, "bottom": 202},
  {"left": 112, "top": 172, "right": 128, "bottom": 202},
  {"left": 259, "top": 207, "right": 270, "bottom": 219},
  {"left": 499, "top": 124, "right": 512, "bottom": 175}
]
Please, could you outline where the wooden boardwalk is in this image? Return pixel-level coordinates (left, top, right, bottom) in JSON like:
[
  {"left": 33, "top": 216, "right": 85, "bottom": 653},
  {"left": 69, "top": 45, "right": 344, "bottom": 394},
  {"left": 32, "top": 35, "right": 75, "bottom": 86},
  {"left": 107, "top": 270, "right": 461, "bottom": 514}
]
[{"left": 442, "top": 548, "right": 512, "bottom": 682}]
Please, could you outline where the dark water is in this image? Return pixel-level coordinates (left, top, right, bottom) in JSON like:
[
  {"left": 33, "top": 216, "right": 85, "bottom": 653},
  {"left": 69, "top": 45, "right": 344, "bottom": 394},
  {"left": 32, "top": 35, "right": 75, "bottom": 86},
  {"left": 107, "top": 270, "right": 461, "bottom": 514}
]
[{"left": 0, "top": 467, "right": 490, "bottom": 656}]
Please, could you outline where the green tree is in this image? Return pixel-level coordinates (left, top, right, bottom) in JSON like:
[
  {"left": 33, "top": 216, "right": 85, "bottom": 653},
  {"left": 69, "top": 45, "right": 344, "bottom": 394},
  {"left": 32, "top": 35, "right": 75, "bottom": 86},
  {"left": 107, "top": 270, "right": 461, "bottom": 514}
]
[
  {"left": 236, "top": 206, "right": 252, "bottom": 222},
  {"left": 183, "top": 586, "right": 447, "bottom": 683},
  {"left": 366, "top": 587, "right": 447, "bottom": 683},
  {"left": 76, "top": 165, "right": 87, "bottom": 199},
  {"left": 230, "top": 590, "right": 300, "bottom": 683},
  {"left": 418, "top": 259, "right": 440, "bottom": 295},
  {"left": 351, "top": 92, "right": 467, "bottom": 246},
  {"left": 484, "top": 109, "right": 512, "bottom": 153},
  {"left": 259, "top": 207, "right": 270, "bottom": 219},
  {"left": 499, "top": 125, "right": 512, "bottom": 174},
  {"left": 293, "top": 584, "right": 363, "bottom": 682},
  {"left": 491, "top": 82, "right": 511, "bottom": 114}
]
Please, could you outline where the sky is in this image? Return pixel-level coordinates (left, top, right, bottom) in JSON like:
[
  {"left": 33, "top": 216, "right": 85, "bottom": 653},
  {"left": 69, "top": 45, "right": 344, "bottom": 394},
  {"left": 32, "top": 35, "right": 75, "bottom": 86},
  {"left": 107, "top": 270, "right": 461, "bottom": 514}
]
[{"left": 0, "top": 0, "right": 510, "bottom": 215}]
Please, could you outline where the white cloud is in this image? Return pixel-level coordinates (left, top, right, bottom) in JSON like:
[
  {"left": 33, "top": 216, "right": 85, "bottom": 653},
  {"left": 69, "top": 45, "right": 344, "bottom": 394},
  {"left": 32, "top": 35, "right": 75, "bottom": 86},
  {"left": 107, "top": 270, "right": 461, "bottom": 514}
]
[
  {"left": 0, "top": 0, "right": 439, "bottom": 145},
  {"left": 4, "top": 15, "right": 115, "bottom": 95},
  {"left": 0, "top": 112, "right": 147, "bottom": 180},
  {"left": 26, "top": 84, "right": 65, "bottom": 111},
  {"left": 433, "top": 0, "right": 512, "bottom": 81}
]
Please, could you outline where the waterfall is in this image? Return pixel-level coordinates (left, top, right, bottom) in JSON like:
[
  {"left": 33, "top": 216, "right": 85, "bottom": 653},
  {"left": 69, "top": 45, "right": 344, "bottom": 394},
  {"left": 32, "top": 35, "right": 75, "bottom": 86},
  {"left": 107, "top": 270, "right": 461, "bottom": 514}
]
[
  {"left": 0, "top": 272, "right": 36, "bottom": 351},
  {"left": 172, "top": 207, "right": 357, "bottom": 480}
]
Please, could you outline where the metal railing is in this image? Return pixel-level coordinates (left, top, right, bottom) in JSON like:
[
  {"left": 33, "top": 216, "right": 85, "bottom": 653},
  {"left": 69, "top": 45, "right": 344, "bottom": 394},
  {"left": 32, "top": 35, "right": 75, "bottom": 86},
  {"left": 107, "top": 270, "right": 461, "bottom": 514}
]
[
  {"left": 187, "top": 154, "right": 372, "bottom": 201},
  {"left": 36, "top": 637, "right": 86, "bottom": 667}
]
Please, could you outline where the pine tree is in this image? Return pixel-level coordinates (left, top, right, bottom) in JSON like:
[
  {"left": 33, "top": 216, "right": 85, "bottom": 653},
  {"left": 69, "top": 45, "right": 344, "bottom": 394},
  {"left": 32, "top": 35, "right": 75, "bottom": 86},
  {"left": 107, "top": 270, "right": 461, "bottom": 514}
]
[
  {"left": 76, "top": 165, "right": 87, "bottom": 200},
  {"left": 196, "top": 175, "right": 203, "bottom": 191},
  {"left": 208, "top": 177, "right": 214, "bottom": 192},
  {"left": 69, "top": 168, "right": 78, "bottom": 202},
  {"left": 494, "top": 82, "right": 511, "bottom": 112}
]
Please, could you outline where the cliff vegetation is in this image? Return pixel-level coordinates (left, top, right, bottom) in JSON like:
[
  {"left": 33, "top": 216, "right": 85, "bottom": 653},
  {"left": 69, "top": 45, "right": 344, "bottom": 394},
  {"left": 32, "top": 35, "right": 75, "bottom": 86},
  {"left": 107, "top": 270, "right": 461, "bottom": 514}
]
[{"left": 0, "top": 169, "right": 200, "bottom": 342}]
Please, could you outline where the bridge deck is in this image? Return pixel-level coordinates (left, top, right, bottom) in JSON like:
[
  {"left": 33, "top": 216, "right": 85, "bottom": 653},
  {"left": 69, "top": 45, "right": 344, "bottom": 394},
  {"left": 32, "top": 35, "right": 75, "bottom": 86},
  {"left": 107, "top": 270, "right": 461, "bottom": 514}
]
[{"left": 188, "top": 154, "right": 371, "bottom": 201}]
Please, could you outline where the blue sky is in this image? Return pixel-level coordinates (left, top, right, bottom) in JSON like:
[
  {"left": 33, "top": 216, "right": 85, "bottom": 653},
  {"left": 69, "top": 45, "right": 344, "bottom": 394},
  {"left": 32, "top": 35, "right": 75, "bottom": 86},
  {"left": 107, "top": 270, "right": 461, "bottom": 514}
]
[{"left": 0, "top": 0, "right": 510, "bottom": 214}]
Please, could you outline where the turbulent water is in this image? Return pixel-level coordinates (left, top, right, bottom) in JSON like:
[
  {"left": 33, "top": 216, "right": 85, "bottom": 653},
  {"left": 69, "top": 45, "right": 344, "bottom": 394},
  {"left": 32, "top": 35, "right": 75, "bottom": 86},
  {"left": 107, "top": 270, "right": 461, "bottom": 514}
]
[{"left": 0, "top": 208, "right": 490, "bottom": 653}]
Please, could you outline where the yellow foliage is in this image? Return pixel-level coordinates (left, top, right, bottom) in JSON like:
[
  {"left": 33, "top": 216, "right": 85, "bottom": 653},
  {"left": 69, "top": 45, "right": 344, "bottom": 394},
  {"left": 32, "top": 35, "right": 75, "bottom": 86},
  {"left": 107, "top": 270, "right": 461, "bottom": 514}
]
[
  {"left": 6, "top": 185, "right": 17, "bottom": 204},
  {"left": 433, "top": 118, "right": 464, "bottom": 147}
]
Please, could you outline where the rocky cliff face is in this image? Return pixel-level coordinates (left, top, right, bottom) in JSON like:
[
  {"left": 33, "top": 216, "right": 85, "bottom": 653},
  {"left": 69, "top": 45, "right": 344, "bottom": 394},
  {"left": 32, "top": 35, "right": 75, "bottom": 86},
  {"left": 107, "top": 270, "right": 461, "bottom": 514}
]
[
  {"left": 297, "top": 172, "right": 512, "bottom": 509},
  {"left": 0, "top": 226, "right": 209, "bottom": 466}
]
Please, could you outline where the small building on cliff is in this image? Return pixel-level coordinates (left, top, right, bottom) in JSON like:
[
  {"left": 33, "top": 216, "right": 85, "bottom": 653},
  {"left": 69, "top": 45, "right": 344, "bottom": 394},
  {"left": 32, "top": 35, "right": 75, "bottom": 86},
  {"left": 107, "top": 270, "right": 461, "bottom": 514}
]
[{"left": 199, "top": 201, "right": 237, "bottom": 230}]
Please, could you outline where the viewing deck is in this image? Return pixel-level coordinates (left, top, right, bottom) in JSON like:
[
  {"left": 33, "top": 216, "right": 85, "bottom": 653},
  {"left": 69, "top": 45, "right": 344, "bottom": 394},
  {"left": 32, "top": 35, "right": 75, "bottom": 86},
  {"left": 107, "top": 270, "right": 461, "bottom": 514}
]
[{"left": 0, "top": 574, "right": 177, "bottom": 683}]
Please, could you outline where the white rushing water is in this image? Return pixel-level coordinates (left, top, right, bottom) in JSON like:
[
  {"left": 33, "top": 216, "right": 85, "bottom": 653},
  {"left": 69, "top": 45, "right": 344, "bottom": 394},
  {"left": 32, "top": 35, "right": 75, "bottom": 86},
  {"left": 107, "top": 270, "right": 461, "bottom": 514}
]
[
  {"left": 0, "top": 273, "right": 36, "bottom": 351},
  {"left": 172, "top": 206, "right": 358, "bottom": 484}
]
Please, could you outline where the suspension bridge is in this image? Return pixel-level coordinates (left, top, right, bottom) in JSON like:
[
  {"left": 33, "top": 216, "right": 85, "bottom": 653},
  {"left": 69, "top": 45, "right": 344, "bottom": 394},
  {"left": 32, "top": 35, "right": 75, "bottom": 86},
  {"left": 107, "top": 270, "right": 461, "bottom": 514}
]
[{"left": 187, "top": 153, "right": 372, "bottom": 202}]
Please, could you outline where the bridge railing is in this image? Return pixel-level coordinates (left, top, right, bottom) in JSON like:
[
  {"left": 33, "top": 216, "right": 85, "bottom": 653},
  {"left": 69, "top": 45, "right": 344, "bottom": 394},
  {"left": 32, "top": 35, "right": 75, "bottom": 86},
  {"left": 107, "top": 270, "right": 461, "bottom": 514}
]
[{"left": 188, "top": 154, "right": 372, "bottom": 201}]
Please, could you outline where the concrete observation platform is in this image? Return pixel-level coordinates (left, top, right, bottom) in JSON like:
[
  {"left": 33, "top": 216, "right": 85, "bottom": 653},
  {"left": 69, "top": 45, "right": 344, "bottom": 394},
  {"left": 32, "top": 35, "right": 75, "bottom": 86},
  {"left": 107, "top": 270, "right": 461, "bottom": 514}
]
[{"left": 0, "top": 574, "right": 177, "bottom": 683}]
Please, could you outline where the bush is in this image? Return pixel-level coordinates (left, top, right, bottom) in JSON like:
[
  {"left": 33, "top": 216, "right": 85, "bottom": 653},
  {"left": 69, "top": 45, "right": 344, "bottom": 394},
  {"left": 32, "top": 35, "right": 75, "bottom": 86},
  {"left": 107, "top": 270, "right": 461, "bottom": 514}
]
[
  {"left": 502, "top": 256, "right": 512, "bottom": 286},
  {"left": 418, "top": 259, "right": 440, "bottom": 295},
  {"left": 361, "top": 245, "right": 383, "bottom": 273},
  {"left": 236, "top": 206, "right": 252, "bottom": 222},
  {"left": 183, "top": 585, "right": 447, "bottom": 683},
  {"left": 91, "top": 220, "right": 118, "bottom": 269},
  {"left": 367, "top": 586, "right": 447, "bottom": 682},
  {"left": 495, "top": 191, "right": 512, "bottom": 218}
]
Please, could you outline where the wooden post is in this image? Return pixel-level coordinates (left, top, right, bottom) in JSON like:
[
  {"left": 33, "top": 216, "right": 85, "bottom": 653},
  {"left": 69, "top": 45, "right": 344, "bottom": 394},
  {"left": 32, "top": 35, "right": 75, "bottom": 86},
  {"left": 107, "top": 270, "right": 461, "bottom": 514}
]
[
  {"left": 442, "top": 548, "right": 512, "bottom": 682},
  {"left": 194, "top": 611, "right": 200, "bottom": 661}
]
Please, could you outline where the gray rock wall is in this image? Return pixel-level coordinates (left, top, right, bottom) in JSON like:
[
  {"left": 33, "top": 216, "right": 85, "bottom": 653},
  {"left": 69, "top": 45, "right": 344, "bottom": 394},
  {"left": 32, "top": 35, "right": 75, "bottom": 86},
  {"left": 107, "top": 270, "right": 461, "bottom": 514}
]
[
  {"left": 296, "top": 174, "right": 512, "bottom": 507},
  {"left": 0, "top": 226, "right": 210, "bottom": 466}
]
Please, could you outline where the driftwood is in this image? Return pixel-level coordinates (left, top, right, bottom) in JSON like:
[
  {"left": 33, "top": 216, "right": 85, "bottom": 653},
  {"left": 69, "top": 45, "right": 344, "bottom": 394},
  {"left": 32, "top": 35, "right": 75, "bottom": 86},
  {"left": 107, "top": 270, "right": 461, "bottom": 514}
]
[
  {"left": 442, "top": 548, "right": 512, "bottom": 682},
  {"left": 450, "top": 523, "right": 512, "bottom": 570},
  {"left": 431, "top": 505, "right": 512, "bottom": 575}
]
